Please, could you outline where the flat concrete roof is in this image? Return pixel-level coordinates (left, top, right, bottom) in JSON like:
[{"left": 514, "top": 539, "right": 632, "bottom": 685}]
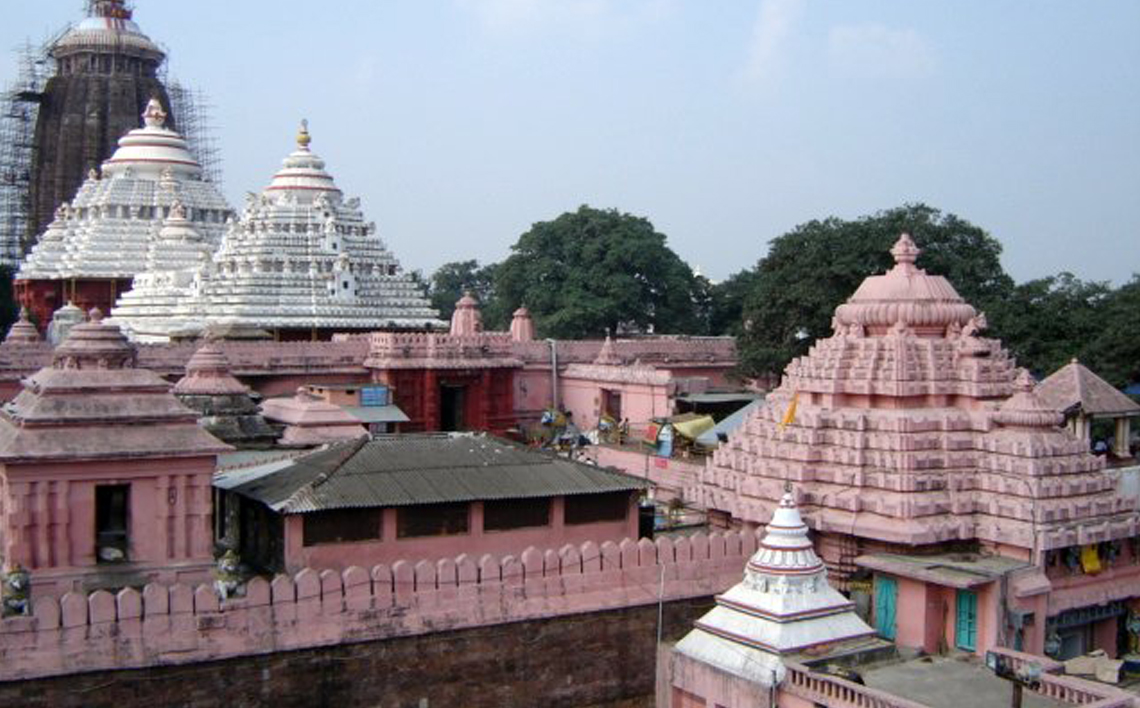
[
  {"left": 856, "top": 552, "right": 1029, "bottom": 589},
  {"left": 862, "top": 655, "right": 1067, "bottom": 708}
]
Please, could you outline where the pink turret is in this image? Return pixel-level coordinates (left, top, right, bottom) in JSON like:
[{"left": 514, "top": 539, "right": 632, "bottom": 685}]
[
  {"left": 509, "top": 306, "right": 534, "bottom": 342},
  {"left": 449, "top": 292, "right": 483, "bottom": 336},
  {"left": 3, "top": 308, "right": 41, "bottom": 345}
]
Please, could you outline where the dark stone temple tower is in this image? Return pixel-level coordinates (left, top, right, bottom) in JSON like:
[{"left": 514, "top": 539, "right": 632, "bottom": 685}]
[{"left": 24, "top": 0, "right": 172, "bottom": 253}]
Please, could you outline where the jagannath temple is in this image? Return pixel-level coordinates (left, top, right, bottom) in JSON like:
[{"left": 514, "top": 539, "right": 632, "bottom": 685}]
[
  {"left": 15, "top": 98, "right": 232, "bottom": 327},
  {"left": 23, "top": 0, "right": 175, "bottom": 255},
  {"left": 110, "top": 121, "right": 443, "bottom": 341}
]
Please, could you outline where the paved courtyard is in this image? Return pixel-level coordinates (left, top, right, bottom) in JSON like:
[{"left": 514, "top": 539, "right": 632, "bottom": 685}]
[{"left": 861, "top": 655, "right": 1068, "bottom": 708}]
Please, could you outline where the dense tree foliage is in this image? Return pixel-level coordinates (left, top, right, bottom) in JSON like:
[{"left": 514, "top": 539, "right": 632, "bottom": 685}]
[
  {"left": 1081, "top": 275, "right": 1140, "bottom": 388},
  {"left": 735, "top": 204, "right": 1013, "bottom": 376},
  {"left": 422, "top": 202, "right": 1137, "bottom": 391},
  {"left": 986, "top": 273, "right": 1110, "bottom": 379},
  {"left": 427, "top": 259, "right": 501, "bottom": 325},
  {"left": 491, "top": 206, "right": 705, "bottom": 339}
]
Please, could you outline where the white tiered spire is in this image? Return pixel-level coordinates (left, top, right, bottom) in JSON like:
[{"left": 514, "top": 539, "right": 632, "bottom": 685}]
[
  {"left": 17, "top": 99, "right": 232, "bottom": 282},
  {"left": 673, "top": 488, "right": 875, "bottom": 685},
  {"left": 111, "top": 120, "right": 443, "bottom": 340}
]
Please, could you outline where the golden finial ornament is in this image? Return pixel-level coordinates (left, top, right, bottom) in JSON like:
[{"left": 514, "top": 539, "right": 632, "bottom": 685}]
[{"left": 297, "top": 119, "right": 312, "bottom": 149}]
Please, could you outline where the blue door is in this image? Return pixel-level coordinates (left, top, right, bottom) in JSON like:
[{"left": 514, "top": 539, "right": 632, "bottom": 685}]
[
  {"left": 956, "top": 590, "right": 978, "bottom": 651},
  {"left": 874, "top": 575, "right": 898, "bottom": 640}
]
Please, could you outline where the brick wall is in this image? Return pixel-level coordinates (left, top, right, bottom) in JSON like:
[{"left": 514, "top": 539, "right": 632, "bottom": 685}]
[{"left": 0, "top": 599, "right": 714, "bottom": 708}]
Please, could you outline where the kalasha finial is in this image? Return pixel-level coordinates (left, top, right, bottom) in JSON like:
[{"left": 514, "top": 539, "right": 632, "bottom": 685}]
[
  {"left": 90, "top": 1, "right": 131, "bottom": 20},
  {"left": 142, "top": 98, "right": 167, "bottom": 129},
  {"left": 1014, "top": 368, "right": 1035, "bottom": 393},
  {"left": 890, "top": 233, "right": 920, "bottom": 266},
  {"left": 88, "top": 308, "right": 104, "bottom": 323},
  {"left": 297, "top": 119, "right": 312, "bottom": 149}
]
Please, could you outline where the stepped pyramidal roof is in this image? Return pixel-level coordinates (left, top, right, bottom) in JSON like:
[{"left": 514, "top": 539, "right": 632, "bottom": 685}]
[
  {"left": 112, "top": 121, "right": 443, "bottom": 341},
  {"left": 674, "top": 488, "right": 875, "bottom": 685},
  {"left": 0, "top": 309, "right": 231, "bottom": 463},
  {"left": 694, "top": 234, "right": 1139, "bottom": 564},
  {"left": 16, "top": 99, "right": 233, "bottom": 283}
]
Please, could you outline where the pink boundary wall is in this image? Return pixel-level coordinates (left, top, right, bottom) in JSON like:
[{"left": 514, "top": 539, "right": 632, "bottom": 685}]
[{"left": 0, "top": 531, "right": 756, "bottom": 681}]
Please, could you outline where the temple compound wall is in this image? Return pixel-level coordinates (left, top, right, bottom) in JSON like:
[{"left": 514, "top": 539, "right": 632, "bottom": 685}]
[
  {"left": 0, "top": 600, "right": 710, "bottom": 708},
  {"left": 0, "top": 531, "right": 753, "bottom": 683}
]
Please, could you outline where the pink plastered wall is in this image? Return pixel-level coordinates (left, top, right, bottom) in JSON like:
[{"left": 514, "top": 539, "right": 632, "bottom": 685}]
[
  {"left": 560, "top": 378, "right": 670, "bottom": 432},
  {"left": 592, "top": 445, "right": 705, "bottom": 500},
  {"left": 281, "top": 496, "right": 639, "bottom": 574},
  {"left": 889, "top": 576, "right": 999, "bottom": 657},
  {"left": 0, "top": 456, "right": 215, "bottom": 595},
  {"left": 0, "top": 529, "right": 757, "bottom": 681}
]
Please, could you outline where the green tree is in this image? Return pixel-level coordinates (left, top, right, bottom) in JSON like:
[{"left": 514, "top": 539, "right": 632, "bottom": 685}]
[
  {"left": 492, "top": 206, "right": 704, "bottom": 339},
  {"left": 985, "top": 273, "right": 1111, "bottom": 378},
  {"left": 1084, "top": 275, "right": 1140, "bottom": 388},
  {"left": 737, "top": 204, "right": 1014, "bottom": 377},
  {"left": 707, "top": 268, "right": 761, "bottom": 336},
  {"left": 428, "top": 260, "right": 500, "bottom": 325}
]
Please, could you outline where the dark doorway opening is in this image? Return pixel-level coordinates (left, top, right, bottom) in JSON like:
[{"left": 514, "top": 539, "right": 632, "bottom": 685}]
[
  {"left": 440, "top": 384, "right": 466, "bottom": 432},
  {"left": 95, "top": 484, "right": 130, "bottom": 563}
]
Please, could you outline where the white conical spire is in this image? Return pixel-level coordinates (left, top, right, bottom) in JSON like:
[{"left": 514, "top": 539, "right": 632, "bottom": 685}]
[{"left": 672, "top": 487, "right": 875, "bottom": 685}]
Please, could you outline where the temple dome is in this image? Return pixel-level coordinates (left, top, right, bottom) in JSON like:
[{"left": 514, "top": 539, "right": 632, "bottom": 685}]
[
  {"left": 52, "top": 1, "right": 164, "bottom": 62},
  {"left": 52, "top": 309, "right": 137, "bottom": 370},
  {"left": 993, "top": 369, "right": 1065, "bottom": 429},
  {"left": 264, "top": 121, "right": 342, "bottom": 203},
  {"left": 4, "top": 308, "right": 42, "bottom": 345},
  {"left": 101, "top": 99, "right": 202, "bottom": 180},
  {"left": 833, "top": 234, "right": 977, "bottom": 333}
]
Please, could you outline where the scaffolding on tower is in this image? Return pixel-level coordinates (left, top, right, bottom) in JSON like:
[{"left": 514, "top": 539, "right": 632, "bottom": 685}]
[
  {"left": 0, "top": 40, "right": 52, "bottom": 267},
  {"left": 167, "top": 78, "right": 224, "bottom": 190}
]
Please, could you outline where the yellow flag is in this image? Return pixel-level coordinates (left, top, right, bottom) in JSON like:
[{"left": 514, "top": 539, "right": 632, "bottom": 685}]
[
  {"left": 1080, "top": 545, "right": 1101, "bottom": 575},
  {"left": 777, "top": 391, "right": 799, "bottom": 433}
]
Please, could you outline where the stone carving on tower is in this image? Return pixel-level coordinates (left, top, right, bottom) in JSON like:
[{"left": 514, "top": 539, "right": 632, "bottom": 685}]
[
  {"left": 112, "top": 120, "right": 443, "bottom": 341},
  {"left": 16, "top": 99, "right": 233, "bottom": 328}
]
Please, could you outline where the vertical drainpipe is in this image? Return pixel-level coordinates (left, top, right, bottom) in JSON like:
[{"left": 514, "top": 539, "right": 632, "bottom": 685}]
[{"left": 546, "top": 338, "right": 558, "bottom": 410}]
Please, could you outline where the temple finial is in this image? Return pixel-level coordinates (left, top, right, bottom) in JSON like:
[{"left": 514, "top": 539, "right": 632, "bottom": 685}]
[
  {"left": 142, "top": 98, "right": 167, "bottom": 129},
  {"left": 890, "top": 233, "right": 920, "bottom": 266},
  {"left": 297, "top": 119, "right": 312, "bottom": 149}
]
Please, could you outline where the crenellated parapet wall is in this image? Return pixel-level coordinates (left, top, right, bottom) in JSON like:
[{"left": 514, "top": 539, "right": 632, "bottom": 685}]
[
  {"left": 0, "top": 531, "right": 756, "bottom": 681},
  {"left": 365, "top": 331, "right": 520, "bottom": 369}
]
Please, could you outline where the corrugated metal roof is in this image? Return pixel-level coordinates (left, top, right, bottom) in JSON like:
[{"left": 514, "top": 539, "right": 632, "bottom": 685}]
[{"left": 230, "top": 434, "right": 649, "bottom": 513}]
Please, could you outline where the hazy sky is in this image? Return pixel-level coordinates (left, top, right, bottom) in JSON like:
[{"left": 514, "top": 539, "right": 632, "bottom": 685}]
[{"left": 5, "top": 1, "right": 1138, "bottom": 284}]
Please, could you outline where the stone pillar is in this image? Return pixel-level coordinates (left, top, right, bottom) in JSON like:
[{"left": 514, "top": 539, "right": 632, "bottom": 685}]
[{"left": 1114, "top": 417, "right": 1131, "bottom": 458}]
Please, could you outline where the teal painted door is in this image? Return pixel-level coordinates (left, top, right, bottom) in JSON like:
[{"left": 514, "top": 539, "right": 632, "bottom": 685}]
[
  {"left": 874, "top": 575, "right": 898, "bottom": 640},
  {"left": 956, "top": 590, "right": 978, "bottom": 651}
]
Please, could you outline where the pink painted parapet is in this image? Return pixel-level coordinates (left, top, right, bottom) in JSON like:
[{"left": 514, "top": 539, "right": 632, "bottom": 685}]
[{"left": 0, "top": 530, "right": 756, "bottom": 681}]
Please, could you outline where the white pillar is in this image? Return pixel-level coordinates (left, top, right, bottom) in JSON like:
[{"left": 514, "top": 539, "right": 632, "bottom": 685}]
[{"left": 1114, "top": 418, "right": 1131, "bottom": 458}]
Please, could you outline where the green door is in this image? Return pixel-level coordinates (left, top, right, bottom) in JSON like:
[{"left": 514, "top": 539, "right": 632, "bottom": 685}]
[
  {"left": 874, "top": 575, "right": 898, "bottom": 640},
  {"left": 956, "top": 590, "right": 978, "bottom": 651}
]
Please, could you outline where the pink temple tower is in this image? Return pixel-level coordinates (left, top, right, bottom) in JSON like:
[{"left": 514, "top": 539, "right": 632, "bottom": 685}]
[{"left": 693, "top": 235, "right": 1140, "bottom": 658}]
